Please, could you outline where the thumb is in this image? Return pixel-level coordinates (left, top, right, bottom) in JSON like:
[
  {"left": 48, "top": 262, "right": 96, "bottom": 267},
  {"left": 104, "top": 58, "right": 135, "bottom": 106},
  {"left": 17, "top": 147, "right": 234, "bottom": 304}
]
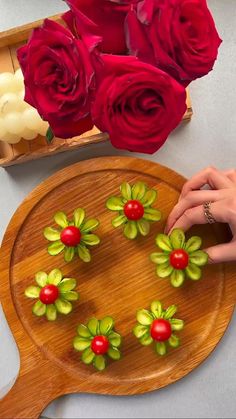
[{"left": 205, "top": 241, "right": 236, "bottom": 264}]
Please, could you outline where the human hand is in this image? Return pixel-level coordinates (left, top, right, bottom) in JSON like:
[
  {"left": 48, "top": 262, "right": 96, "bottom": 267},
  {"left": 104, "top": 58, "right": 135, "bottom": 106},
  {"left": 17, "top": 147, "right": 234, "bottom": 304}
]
[{"left": 165, "top": 167, "right": 236, "bottom": 263}]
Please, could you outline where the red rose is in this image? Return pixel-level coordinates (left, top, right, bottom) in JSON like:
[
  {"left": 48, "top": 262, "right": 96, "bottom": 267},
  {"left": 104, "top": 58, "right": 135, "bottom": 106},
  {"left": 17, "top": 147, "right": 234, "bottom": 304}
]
[
  {"left": 17, "top": 19, "right": 97, "bottom": 139},
  {"left": 92, "top": 55, "right": 186, "bottom": 154},
  {"left": 64, "top": 0, "right": 132, "bottom": 54},
  {"left": 126, "top": 0, "right": 222, "bottom": 86}
]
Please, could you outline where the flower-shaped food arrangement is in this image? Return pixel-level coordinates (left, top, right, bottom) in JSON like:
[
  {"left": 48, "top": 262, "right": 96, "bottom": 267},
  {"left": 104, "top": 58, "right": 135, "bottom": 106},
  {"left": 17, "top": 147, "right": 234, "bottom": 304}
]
[
  {"left": 150, "top": 229, "right": 208, "bottom": 287},
  {"left": 24, "top": 269, "right": 79, "bottom": 320},
  {"left": 106, "top": 181, "right": 161, "bottom": 239},
  {"left": 73, "top": 317, "right": 122, "bottom": 371},
  {"left": 44, "top": 208, "right": 100, "bottom": 262},
  {"left": 133, "top": 300, "right": 184, "bottom": 356}
]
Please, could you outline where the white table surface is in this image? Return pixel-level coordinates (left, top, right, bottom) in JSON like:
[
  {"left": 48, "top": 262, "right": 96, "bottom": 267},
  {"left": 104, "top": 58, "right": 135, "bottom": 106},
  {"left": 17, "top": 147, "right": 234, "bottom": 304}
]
[{"left": 0, "top": 0, "right": 235, "bottom": 418}]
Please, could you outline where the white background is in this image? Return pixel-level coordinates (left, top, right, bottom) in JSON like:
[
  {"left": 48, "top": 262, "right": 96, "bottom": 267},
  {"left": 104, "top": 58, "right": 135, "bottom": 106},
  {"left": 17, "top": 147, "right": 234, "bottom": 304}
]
[{"left": 0, "top": 0, "right": 235, "bottom": 418}]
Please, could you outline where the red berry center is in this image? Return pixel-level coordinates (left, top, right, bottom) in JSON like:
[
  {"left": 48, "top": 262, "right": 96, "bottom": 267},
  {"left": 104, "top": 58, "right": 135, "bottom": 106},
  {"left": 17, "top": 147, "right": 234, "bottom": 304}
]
[
  {"left": 60, "top": 226, "right": 81, "bottom": 247},
  {"left": 150, "top": 319, "right": 172, "bottom": 342},
  {"left": 91, "top": 335, "right": 109, "bottom": 355},
  {"left": 170, "top": 249, "right": 189, "bottom": 270},
  {"left": 39, "top": 284, "right": 59, "bottom": 305},
  {"left": 124, "top": 200, "right": 144, "bottom": 221}
]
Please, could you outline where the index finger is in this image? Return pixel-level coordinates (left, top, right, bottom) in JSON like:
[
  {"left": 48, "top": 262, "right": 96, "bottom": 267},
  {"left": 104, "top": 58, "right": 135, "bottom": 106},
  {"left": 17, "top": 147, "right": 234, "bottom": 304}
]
[{"left": 180, "top": 167, "right": 233, "bottom": 199}]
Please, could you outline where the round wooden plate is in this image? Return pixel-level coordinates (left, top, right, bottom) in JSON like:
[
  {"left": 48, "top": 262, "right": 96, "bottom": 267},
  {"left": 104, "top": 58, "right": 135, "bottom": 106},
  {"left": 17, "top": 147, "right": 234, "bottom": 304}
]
[{"left": 0, "top": 157, "right": 235, "bottom": 419}]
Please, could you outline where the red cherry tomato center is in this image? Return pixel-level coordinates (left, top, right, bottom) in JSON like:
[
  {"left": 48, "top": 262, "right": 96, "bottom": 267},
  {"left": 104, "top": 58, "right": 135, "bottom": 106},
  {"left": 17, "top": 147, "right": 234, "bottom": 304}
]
[
  {"left": 91, "top": 335, "right": 109, "bottom": 355},
  {"left": 124, "top": 200, "right": 144, "bottom": 221},
  {"left": 170, "top": 249, "right": 189, "bottom": 270},
  {"left": 60, "top": 226, "right": 81, "bottom": 247},
  {"left": 150, "top": 319, "right": 172, "bottom": 342},
  {"left": 39, "top": 284, "right": 59, "bottom": 305}
]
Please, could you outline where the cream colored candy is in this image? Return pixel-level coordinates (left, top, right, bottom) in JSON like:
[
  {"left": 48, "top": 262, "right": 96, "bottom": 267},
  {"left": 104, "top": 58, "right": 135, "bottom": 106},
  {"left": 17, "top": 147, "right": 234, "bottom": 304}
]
[
  {"left": 0, "top": 70, "right": 49, "bottom": 143},
  {"left": 4, "top": 112, "right": 25, "bottom": 135}
]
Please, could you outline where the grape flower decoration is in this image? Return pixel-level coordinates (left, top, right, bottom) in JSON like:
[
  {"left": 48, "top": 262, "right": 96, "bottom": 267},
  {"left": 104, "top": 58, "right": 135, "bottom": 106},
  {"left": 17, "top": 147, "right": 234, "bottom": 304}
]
[
  {"left": 24, "top": 269, "right": 79, "bottom": 320},
  {"left": 73, "top": 317, "right": 122, "bottom": 371},
  {"left": 133, "top": 300, "right": 184, "bottom": 356},
  {"left": 44, "top": 208, "right": 100, "bottom": 263},
  {"left": 150, "top": 229, "right": 208, "bottom": 287},
  {"left": 106, "top": 181, "right": 161, "bottom": 239}
]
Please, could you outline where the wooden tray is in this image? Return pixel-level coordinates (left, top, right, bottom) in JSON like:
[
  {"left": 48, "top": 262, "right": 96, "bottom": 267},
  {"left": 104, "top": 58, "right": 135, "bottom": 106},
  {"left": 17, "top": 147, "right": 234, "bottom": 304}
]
[
  {"left": 1, "top": 156, "right": 234, "bottom": 419},
  {"left": 0, "top": 15, "right": 193, "bottom": 167}
]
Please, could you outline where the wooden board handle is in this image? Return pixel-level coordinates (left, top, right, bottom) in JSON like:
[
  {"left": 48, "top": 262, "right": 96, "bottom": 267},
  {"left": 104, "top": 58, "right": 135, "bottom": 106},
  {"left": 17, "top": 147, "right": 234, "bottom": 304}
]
[{"left": 0, "top": 369, "right": 52, "bottom": 419}]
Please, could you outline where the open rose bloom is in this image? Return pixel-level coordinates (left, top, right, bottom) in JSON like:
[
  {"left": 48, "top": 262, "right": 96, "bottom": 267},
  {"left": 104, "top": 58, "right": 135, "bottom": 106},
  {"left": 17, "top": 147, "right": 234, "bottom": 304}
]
[{"left": 17, "top": 0, "right": 222, "bottom": 154}]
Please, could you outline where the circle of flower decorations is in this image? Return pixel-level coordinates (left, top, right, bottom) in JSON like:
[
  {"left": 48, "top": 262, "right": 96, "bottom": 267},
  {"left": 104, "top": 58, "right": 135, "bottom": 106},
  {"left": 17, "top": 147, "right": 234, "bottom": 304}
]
[
  {"left": 73, "top": 317, "right": 122, "bottom": 371},
  {"left": 150, "top": 228, "right": 208, "bottom": 287},
  {"left": 44, "top": 208, "right": 100, "bottom": 263},
  {"left": 106, "top": 181, "right": 161, "bottom": 239},
  {"left": 24, "top": 269, "right": 79, "bottom": 320},
  {"left": 133, "top": 300, "right": 184, "bottom": 356}
]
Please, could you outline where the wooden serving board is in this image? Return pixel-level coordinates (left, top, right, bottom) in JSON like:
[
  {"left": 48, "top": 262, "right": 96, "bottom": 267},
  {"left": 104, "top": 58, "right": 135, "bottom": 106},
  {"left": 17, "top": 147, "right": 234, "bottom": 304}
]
[
  {"left": 0, "top": 157, "right": 235, "bottom": 419},
  {"left": 0, "top": 14, "right": 192, "bottom": 167}
]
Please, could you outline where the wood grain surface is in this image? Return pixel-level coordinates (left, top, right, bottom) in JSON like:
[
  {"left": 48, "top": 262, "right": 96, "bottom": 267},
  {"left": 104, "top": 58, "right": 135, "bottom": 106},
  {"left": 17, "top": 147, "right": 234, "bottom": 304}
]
[
  {"left": 0, "top": 15, "right": 192, "bottom": 167},
  {"left": 0, "top": 156, "right": 235, "bottom": 419}
]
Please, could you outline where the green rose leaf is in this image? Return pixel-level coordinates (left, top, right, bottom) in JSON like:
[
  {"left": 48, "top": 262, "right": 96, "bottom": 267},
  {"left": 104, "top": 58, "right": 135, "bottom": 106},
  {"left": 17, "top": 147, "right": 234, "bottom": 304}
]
[
  {"left": 54, "top": 211, "right": 68, "bottom": 228},
  {"left": 94, "top": 355, "right": 106, "bottom": 371},
  {"left": 156, "top": 342, "right": 167, "bottom": 356},
  {"left": 106, "top": 196, "right": 124, "bottom": 211},
  {"left": 137, "top": 219, "right": 150, "bottom": 236},
  {"left": 143, "top": 208, "right": 162, "bottom": 222},
  {"left": 156, "top": 234, "right": 172, "bottom": 252},
  {"left": 100, "top": 316, "right": 114, "bottom": 335},
  {"left": 55, "top": 298, "right": 72, "bottom": 314},
  {"left": 107, "top": 347, "right": 121, "bottom": 360},
  {"left": 170, "top": 229, "right": 185, "bottom": 249},
  {"left": 35, "top": 271, "right": 48, "bottom": 287},
  {"left": 170, "top": 270, "right": 185, "bottom": 287},
  {"left": 73, "top": 208, "right": 85, "bottom": 228},
  {"left": 132, "top": 182, "right": 146, "bottom": 200},
  {"left": 82, "top": 347, "right": 95, "bottom": 365},
  {"left": 120, "top": 182, "right": 132, "bottom": 200},
  {"left": 150, "top": 252, "right": 169, "bottom": 264},
  {"left": 171, "top": 319, "right": 185, "bottom": 331},
  {"left": 46, "top": 304, "right": 57, "bottom": 321},
  {"left": 156, "top": 263, "right": 173, "bottom": 278},
  {"left": 168, "top": 334, "right": 180, "bottom": 348},
  {"left": 190, "top": 250, "right": 208, "bottom": 266},
  {"left": 164, "top": 305, "right": 177, "bottom": 320},
  {"left": 108, "top": 332, "right": 121, "bottom": 348},
  {"left": 112, "top": 214, "right": 127, "bottom": 228},
  {"left": 133, "top": 324, "right": 148, "bottom": 339},
  {"left": 62, "top": 291, "right": 79, "bottom": 301},
  {"left": 124, "top": 221, "right": 138, "bottom": 240},
  {"left": 150, "top": 300, "right": 163, "bottom": 318},
  {"left": 78, "top": 244, "right": 91, "bottom": 262},
  {"left": 48, "top": 268, "right": 62, "bottom": 285},
  {"left": 140, "top": 333, "right": 153, "bottom": 346},
  {"left": 185, "top": 264, "right": 202, "bottom": 280},
  {"left": 87, "top": 318, "right": 99, "bottom": 336},
  {"left": 46, "top": 126, "right": 54, "bottom": 143},
  {"left": 82, "top": 234, "right": 100, "bottom": 246},
  {"left": 137, "top": 309, "right": 153, "bottom": 325},
  {"left": 73, "top": 336, "right": 91, "bottom": 351},
  {"left": 185, "top": 236, "right": 202, "bottom": 253},
  {"left": 77, "top": 324, "right": 91, "bottom": 338},
  {"left": 64, "top": 247, "right": 75, "bottom": 263},
  {"left": 25, "top": 285, "right": 40, "bottom": 299},
  {"left": 48, "top": 241, "right": 65, "bottom": 256},
  {"left": 81, "top": 219, "right": 99, "bottom": 233},
  {"left": 142, "top": 189, "right": 157, "bottom": 207},
  {"left": 32, "top": 300, "right": 46, "bottom": 317},
  {"left": 59, "top": 278, "right": 77, "bottom": 292},
  {"left": 43, "top": 227, "right": 60, "bottom": 242}
]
